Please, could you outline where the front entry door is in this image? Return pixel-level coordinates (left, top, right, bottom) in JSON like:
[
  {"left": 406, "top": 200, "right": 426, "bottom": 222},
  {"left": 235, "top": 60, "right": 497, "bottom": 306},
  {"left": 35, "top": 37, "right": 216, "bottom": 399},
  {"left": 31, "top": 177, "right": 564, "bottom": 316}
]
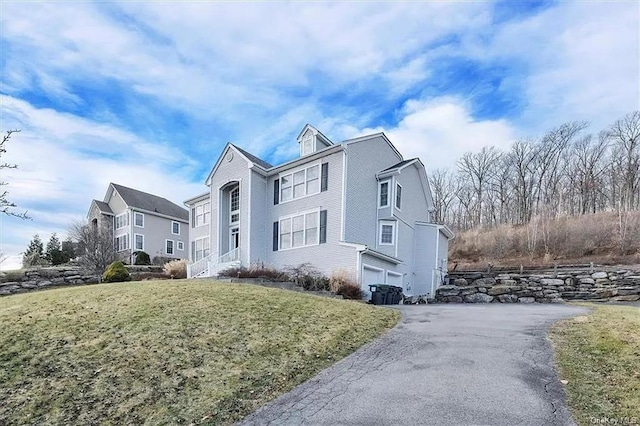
[{"left": 229, "top": 227, "right": 239, "bottom": 251}]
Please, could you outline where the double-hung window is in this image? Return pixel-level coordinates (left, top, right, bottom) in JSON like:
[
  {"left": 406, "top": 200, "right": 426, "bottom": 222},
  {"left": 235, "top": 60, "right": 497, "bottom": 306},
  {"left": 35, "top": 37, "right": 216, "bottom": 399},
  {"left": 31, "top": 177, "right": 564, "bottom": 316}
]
[
  {"left": 134, "top": 234, "right": 144, "bottom": 251},
  {"left": 379, "top": 181, "right": 389, "bottom": 208},
  {"left": 301, "top": 136, "right": 314, "bottom": 156},
  {"left": 279, "top": 164, "right": 320, "bottom": 203},
  {"left": 134, "top": 212, "right": 144, "bottom": 227},
  {"left": 115, "top": 234, "right": 130, "bottom": 252},
  {"left": 193, "top": 202, "right": 210, "bottom": 227},
  {"left": 279, "top": 210, "right": 320, "bottom": 250},
  {"left": 166, "top": 240, "right": 174, "bottom": 255},
  {"left": 192, "top": 237, "right": 210, "bottom": 261},
  {"left": 115, "top": 213, "right": 129, "bottom": 230},
  {"left": 172, "top": 221, "right": 180, "bottom": 235},
  {"left": 379, "top": 221, "right": 395, "bottom": 245}
]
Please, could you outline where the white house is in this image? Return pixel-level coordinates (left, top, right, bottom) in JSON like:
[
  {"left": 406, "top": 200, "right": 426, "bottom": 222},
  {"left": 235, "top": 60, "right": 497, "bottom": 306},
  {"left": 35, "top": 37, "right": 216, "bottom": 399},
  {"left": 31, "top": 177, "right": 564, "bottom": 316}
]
[
  {"left": 89, "top": 183, "right": 190, "bottom": 263},
  {"left": 184, "top": 125, "right": 453, "bottom": 298}
]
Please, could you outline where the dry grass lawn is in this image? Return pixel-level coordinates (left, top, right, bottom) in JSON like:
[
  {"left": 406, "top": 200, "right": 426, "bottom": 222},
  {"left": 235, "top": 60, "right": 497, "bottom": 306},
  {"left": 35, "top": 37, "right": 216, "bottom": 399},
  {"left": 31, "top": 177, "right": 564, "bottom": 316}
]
[
  {"left": 549, "top": 304, "right": 640, "bottom": 425},
  {"left": 0, "top": 280, "right": 400, "bottom": 425}
]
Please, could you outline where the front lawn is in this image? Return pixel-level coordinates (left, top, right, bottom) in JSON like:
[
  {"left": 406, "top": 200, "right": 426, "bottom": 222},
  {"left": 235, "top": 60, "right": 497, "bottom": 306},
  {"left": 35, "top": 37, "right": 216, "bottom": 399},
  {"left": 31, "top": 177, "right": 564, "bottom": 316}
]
[
  {"left": 549, "top": 304, "right": 640, "bottom": 425},
  {"left": 0, "top": 280, "right": 400, "bottom": 425}
]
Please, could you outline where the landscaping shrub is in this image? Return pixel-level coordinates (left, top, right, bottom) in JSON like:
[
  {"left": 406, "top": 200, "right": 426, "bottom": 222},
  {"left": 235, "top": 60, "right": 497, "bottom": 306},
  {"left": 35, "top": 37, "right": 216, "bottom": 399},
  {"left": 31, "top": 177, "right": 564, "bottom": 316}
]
[
  {"left": 133, "top": 251, "right": 151, "bottom": 265},
  {"left": 286, "top": 263, "right": 330, "bottom": 291},
  {"left": 218, "top": 265, "right": 289, "bottom": 281},
  {"left": 163, "top": 260, "right": 187, "bottom": 279},
  {"left": 336, "top": 283, "right": 364, "bottom": 300},
  {"left": 130, "top": 272, "right": 171, "bottom": 281},
  {"left": 330, "top": 269, "right": 357, "bottom": 293},
  {"left": 102, "top": 261, "right": 131, "bottom": 283},
  {"left": 330, "top": 269, "right": 363, "bottom": 299}
]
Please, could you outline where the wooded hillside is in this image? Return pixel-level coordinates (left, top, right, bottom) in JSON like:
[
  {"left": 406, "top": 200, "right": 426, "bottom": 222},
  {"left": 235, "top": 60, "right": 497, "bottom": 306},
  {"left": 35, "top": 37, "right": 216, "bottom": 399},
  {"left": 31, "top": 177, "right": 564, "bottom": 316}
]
[{"left": 434, "top": 111, "right": 640, "bottom": 266}]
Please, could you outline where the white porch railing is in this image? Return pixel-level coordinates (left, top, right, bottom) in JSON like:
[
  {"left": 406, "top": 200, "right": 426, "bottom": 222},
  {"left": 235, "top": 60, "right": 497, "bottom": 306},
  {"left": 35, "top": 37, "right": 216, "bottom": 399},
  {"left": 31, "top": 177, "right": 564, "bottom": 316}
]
[
  {"left": 218, "top": 247, "right": 240, "bottom": 263},
  {"left": 187, "top": 253, "right": 214, "bottom": 278},
  {"left": 187, "top": 248, "right": 241, "bottom": 279}
]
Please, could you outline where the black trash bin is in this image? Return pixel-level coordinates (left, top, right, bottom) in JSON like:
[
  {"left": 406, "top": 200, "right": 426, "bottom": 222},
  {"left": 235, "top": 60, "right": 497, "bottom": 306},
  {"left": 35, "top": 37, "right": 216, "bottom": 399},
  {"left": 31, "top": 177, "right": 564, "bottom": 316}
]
[
  {"left": 369, "top": 284, "right": 391, "bottom": 305},
  {"left": 389, "top": 286, "right": 403, "bottom": 304}
]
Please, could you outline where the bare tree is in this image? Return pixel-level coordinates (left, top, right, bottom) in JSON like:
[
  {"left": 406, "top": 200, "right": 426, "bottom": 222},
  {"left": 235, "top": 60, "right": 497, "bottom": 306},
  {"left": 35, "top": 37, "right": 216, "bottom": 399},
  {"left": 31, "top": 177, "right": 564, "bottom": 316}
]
[
  {"left": 69, "top": 221, "right": 116, "bottom": 276},
  {"left": 607, "top": 111, "right": 640, "bottom": 212},
  {"left": 456, "top": 146, "right": 501, "bottom": 228},
  {"left": 429, "top": 168, "right": 457, "bottom": 224},
  {"left": 1, "top": 130, "right": 29, "bottom": 219}
]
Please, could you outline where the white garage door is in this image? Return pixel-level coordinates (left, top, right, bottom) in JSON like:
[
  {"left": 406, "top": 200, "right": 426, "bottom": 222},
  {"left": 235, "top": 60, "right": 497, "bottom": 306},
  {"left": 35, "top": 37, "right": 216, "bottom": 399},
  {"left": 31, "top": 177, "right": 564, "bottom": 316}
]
[
  {"left": 362, "top": 265, "right": 384, "bottom": 298},
  {"left": 386, "top": 271, "right": 403, "bottom": 288}
]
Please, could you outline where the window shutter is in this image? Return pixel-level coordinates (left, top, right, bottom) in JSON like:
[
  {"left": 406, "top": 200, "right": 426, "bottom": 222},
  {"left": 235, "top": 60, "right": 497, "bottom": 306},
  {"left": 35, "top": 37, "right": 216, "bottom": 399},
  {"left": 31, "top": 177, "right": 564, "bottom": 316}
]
[
  {"left": 191, "top": 208, "right": 196, "bottom": 228},
  {"left": 321, "top": 163, "right": 328, "bottom": 191},
  {"left": 320, "top": 210, "right": 327, "bottom": 243},
  {"left": 274, "top": 179, "right": 280, "bottom": 205},
  {"left": 272, "top": 221, "right": 279, "bottom": 251}
]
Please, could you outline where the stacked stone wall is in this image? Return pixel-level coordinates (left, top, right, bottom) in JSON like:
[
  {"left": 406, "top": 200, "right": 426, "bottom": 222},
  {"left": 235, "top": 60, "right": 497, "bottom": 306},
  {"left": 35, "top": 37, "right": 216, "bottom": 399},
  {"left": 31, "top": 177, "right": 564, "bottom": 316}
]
[
  {"left": 431, "top": 269, "right": 640, "bottom": 304},
  {"left": 0, "top": 267, "right": 99, "bottom": 296}
]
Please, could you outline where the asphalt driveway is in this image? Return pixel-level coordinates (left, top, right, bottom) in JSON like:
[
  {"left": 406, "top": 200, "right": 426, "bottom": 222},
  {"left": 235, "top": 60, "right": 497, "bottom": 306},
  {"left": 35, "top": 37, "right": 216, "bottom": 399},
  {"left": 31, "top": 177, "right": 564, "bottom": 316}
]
[{"left": 238, "top": 304, "right": 589, "bottom": 426}]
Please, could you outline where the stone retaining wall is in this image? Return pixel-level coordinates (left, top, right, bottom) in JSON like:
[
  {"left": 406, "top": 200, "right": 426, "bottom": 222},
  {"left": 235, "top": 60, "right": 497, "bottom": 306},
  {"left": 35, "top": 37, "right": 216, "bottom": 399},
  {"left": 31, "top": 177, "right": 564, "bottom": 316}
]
[
  {"left": 432, "top": 269, "right": 640, "bottom": 304},
  {"left": 0, "top": 267, "right": 99, "bottom": 296}
]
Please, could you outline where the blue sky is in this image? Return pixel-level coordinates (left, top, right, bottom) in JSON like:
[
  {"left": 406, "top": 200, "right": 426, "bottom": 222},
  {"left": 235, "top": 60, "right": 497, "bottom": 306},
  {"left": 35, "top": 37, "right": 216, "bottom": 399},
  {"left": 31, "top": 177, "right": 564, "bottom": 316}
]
[{"left": 1, "top": 1, "right": 638, "bottom": 269}]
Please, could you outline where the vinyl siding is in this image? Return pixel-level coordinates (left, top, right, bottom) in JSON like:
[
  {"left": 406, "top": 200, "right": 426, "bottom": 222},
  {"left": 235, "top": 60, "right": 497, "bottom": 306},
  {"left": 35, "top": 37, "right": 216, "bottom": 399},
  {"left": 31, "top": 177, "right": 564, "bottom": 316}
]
[
  {"left": 344, "top": 136, "right": 402, "bottom": 248},
  {"left": 413, "top": 224, "right": 438, "bottom": 297},
  {"left": 134, "top": 211, "right": 188, "bottom": 260},
  {"left": 208, "top": 148, "right": 252, "bottom": 263},
  {"left": 249, "top": 170, "right": 268, "bottom": 264},
  {"left": 265, "top": 150, "right": 357, "bottom": 277}
]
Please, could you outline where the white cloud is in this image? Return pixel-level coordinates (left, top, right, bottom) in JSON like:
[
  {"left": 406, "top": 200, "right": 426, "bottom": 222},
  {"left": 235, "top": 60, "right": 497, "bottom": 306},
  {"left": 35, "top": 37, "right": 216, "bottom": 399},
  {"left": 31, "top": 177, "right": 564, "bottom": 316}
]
[
  {"left": 461, "top": 1, "right": 639, "bottom": 131},
  {"left": 357, "top": 96, "right": 517, "bottom": 171},
  {"left": 0, "top": 96, "right": 206, "bottom": 264}
]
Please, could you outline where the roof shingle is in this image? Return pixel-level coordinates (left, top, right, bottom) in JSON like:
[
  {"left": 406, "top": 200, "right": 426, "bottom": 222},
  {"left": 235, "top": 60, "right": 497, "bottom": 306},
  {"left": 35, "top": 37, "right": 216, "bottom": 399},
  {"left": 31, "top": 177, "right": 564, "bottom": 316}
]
[{"left": 110, "top": 183, "right": 189, "bottom": 221}]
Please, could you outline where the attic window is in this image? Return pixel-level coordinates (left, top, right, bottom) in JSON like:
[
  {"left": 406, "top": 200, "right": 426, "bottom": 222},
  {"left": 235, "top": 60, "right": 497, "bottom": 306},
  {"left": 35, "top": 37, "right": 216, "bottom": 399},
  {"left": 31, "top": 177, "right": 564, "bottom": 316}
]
[{"left": 301, "top": 135, "right": 314, "bottom": 156}]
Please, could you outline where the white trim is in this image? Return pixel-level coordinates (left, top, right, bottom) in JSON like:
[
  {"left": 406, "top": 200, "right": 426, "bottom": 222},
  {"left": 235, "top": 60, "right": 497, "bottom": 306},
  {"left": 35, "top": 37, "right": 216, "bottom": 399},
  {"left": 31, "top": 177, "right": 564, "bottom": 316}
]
[
  {"left": 343, "top": 132, "right": 403, "bottom": 162},
  {"left": 134, "top": 212, "right": 144, "bottom": 228},
  {"left": 165, "top": 239, "right": 175, "bottom": 255},
  {"left": 277, "top": 208, "right": 321, "bottom": 251},
  {"left": 177, "top": 241, "right": 184, "bottom": 251},
  {"left": 247, "top": 173, "right": 256, "bottom": 263},
  {"left": 379, "top": 220, "right": 395, "bottom": 245},
  {"left": 341, "top": 149, "right": 347, "bottom": 241},
  {"left": 134, "top": 233, "right": 144, "bottom": 251},
  {"left": 378, "top": 180, "right": 390, "bottom": 208},
  {"left": 395, "top": 182, "right": 402, "bottom": 211},
  {"left": 171, "top": 221, "right": 181, "bottom": 235}
]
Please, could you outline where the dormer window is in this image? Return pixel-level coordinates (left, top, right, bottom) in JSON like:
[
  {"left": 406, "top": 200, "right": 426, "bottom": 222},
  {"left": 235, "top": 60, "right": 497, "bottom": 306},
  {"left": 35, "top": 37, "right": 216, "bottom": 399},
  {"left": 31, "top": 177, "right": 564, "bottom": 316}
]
[{"left": 301, "top": 135, "right": 314, "bottom": 156}]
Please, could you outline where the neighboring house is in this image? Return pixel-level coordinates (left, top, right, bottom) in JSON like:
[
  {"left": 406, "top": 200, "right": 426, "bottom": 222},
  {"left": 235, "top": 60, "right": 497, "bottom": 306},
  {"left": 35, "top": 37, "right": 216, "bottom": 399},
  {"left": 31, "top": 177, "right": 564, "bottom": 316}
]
[
  {"left": 184, "top": 125, "right": 454, "bottom": 298},
  {"left": 88, "top": 183, "right": 190, "bottom": 263}
]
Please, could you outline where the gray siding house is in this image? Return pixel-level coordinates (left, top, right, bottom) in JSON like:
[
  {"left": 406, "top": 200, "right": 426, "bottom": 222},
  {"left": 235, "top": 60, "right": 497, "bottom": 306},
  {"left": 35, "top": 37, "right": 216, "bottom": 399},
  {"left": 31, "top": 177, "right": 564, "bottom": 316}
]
[
  {"left": 185, "top": 125, "right": 453, "bottom": 298},
  {"left": 89, "top": 183, "right": 190, "bottom": 263}
]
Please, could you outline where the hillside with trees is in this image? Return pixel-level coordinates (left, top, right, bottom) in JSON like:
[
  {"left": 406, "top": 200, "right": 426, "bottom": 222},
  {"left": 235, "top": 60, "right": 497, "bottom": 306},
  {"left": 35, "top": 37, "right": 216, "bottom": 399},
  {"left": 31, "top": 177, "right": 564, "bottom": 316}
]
[{"left": 431, "top": 111, "right": 640, "bottom": 268}]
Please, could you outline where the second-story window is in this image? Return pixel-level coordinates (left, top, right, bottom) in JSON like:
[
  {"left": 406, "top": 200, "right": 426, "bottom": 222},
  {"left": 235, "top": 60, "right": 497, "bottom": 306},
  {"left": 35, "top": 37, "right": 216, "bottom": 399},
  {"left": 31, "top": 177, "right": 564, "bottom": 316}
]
[
  {"left": 115, "top": 213, "right": 129, "bottom": 229},
  {"left": 230, "top": 187, "right": 239, "bottom": 223},
  {"left": 379, "top": 181, "right": 389, "bottom": 208},
  {"left": 134, "top": 212, "right": 144, "bottom": 227},
  {"left": 172, "top": 221, "right": 180, "bottom": 235},
  {"left": 280, "top": 165, "right": 320, "bottom": 203},
  {"left": 396, "top": 183, "right": 402, "bottom": 210},
  {"left": 194, "top": 202, "right": 211, "bottom": 227}
]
